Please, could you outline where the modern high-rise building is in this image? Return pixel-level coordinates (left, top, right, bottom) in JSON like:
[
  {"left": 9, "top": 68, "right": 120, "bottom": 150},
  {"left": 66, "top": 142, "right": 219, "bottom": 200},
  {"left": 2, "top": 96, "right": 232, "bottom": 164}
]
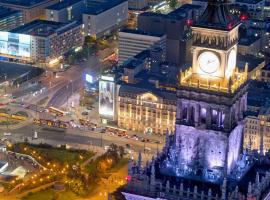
[
  {"left": 0, "top": 0, "right": 58, "bottom": 23},
  {"left": 0, "top": 6, "right": 23, "bottom": 31},
  {"left": 118, "top": 29, "right": 166, "bottom": 65},
  {"left": 137, "top": 4, "right": 203, "bottom": 66},
  {"left": 82, "top": 0, "right": 128, "bottom": 37},
  {"left": 45, "top": 0, "right": 85, "bottom": 23}
]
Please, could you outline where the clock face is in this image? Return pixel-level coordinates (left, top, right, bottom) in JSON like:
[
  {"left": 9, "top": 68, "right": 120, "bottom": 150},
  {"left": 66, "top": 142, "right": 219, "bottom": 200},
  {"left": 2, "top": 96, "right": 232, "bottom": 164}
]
[
  {"left": 198, "top": 51, "right": 220, "bottom": 74},
  {"left": 228, "top": 49, "right": 236, "bottom": 71}
]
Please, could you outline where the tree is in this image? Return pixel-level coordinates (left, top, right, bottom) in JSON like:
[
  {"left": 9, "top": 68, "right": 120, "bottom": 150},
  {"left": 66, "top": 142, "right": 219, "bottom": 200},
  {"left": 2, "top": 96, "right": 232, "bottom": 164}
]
[{"left": 168, "top": 0, "right": 178, "bottom": 9}]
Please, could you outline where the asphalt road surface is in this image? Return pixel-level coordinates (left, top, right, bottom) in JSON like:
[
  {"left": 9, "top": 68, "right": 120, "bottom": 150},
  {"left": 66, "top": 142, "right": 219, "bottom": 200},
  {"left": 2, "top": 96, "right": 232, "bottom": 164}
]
[{"left": 6, "top": 125, "right": 160, "bottom": 155}]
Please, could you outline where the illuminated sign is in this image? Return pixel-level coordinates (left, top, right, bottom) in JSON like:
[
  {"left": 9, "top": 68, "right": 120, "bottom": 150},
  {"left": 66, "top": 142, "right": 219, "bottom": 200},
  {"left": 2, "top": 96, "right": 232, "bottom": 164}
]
[
  {"left": 86, "top": 74, "right": 93, "bottom": 83},
  {"left": 101, "top": 75, "right": 114, "bottom": 82},
  {"left": 0, "top": 31, "right": 31, "bottom": 58},
  {"left": 99, "top": 79, "right": 114, "bottom": 118}
]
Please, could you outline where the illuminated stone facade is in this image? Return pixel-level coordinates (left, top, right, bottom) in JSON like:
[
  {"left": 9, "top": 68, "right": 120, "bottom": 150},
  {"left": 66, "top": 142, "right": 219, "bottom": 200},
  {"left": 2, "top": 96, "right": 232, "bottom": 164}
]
[
  {"left": 243, "top": 110, "right": 270, "bottom": 154},
  {"left": 163, "top": 0, "right": 249, "bottom": 183},
  {"left": 117, "top": 88, "right": 176, "bottom": 135}
]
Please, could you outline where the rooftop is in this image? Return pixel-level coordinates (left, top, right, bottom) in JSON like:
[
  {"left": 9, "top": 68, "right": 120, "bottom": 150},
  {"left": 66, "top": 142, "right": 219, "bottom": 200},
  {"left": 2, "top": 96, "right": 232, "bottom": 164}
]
[
  {"left": 11, "top": 20, "right": 81, "bottom": 37},
  {"left": 262, "top": 64, "right": 270, "bottom": 71},
  {"left": 118, "top": 79, "right": 177, "bottom": 102},
  {"left": 0, "top": 6, "right": 21, "bottom": 20},
  {"left": 0, "top": 0, "right": 51, "bottom": 7},
  {"left": 84, "top": 0, "right": 127, "bottom": 15},
  {"left": 238, "top": 35, "right": 260, "bottom": 46},
  {"left": 46, "top": 0, "right": 83, "bottom": 11},
  {"left": 11, "top": 20, "right": 74, "bottom": 37},
  {"left": 235, "top": 0, "right": 264, "bottom": 4},
  {"left": 247, "top": 81, "right": 270, "bottom": 108}
]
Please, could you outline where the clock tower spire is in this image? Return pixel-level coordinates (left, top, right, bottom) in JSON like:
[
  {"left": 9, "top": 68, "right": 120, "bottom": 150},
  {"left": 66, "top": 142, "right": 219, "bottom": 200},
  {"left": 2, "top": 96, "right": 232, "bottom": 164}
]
[{"left": 180, "top": 0, "right": 242, "bottom": 84}]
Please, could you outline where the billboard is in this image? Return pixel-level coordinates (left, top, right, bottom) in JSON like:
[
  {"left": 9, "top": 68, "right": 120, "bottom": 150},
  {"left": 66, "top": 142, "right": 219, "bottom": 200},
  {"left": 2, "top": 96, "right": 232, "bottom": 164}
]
[
  {"left": 99, "top": 76, "right": 115, "bottom": 118},
  {"left": 0, "top": 31, "right": 31, "bottom": 58},
  {"left": 85, "top": 74, "right": 93, "bottom": 83}
]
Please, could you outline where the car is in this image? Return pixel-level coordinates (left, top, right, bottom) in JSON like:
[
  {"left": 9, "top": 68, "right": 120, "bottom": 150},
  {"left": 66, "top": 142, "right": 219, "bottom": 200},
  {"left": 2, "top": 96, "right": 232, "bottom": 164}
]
[
  {"left": 1, "top": 138, "right": 8, "bottom": 141},
  {"left": 82, "top": 111, "right": 88, "bottom": 116},
  {"left": 3, "top": 132, "right": 11, "bottom": 136},
  {"left": 100, "top": 129, "right": 106, "bottom": 133}
]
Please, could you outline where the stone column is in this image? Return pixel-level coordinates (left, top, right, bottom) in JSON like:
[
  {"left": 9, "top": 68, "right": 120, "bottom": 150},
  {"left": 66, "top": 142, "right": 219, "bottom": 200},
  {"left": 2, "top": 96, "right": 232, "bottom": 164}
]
[
  {"left": 206, "top": 106, "right": 212, "bottom": 128},
  {"left": 187, "top": 104, "right": 191, "bottom": 124},
  {"left": 194, "top": 104, "right": 200, "bottom": 127},
  {"left": 218, "top": 109, "right": 221, "bottom": 127},
  {"left": 177, "top": 100, "right": 182, "bottom": 120},
  {"left": 223, "top": 108, "right": 231, "bottom": 132}
]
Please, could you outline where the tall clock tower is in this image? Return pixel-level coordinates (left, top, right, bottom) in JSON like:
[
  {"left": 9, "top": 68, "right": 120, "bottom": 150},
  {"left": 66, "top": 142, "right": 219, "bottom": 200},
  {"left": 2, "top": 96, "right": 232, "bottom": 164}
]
[{"left": 170, "top": 0, "right": 249, "bottom": 183}]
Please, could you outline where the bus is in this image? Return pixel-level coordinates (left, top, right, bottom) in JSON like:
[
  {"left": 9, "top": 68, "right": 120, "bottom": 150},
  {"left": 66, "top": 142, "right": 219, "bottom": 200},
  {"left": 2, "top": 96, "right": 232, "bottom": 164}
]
[
  {"left": 48, "top": 107, "right": 66, "bottom": 116},
  {"left": 105, "top": 126, "right": 128, "bottom": 137}
]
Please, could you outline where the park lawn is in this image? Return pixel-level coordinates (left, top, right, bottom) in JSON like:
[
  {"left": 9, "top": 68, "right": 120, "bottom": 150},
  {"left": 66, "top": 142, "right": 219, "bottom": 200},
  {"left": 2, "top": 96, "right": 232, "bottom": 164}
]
[
  {"left": 36, "top": 147, "right": 94, "bottom": 164},
  {"left": 22, "top": 189, "right": 78, "bottom": 200}
]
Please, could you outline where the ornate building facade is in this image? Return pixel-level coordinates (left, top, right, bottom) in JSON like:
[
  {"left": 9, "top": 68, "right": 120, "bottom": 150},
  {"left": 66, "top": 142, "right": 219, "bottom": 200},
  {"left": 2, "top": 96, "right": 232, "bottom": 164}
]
[
  {"left": 243, "top": 104, "right": 270, "bottom": 153},
  {"left": 117, "top": 83, "right": 176, "bottom": 135}
]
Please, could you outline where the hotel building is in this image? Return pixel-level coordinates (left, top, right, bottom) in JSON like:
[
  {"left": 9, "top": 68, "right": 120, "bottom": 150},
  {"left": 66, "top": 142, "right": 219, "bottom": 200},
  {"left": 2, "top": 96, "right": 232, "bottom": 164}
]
[
  {"left": 118, "top": 29, "right": 166, "bottom": 65},
  {"left": 11, "top": 20, "right": 83, "bottom": 64}
]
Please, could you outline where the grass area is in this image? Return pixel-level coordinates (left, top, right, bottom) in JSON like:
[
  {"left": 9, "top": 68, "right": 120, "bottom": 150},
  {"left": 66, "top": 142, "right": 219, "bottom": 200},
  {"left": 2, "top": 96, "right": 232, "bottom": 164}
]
[
  {"left": 12, "top": 143, "right": 95, "bottom": 166},
  {"left": 37, "top": 147, "right": 94, "bottom": 164},
  {"left": 22, "top": 189, "right": 77, "bottom": 200},
  {"left": 0, "top": 119, "right": 18, "bottom": 125}
]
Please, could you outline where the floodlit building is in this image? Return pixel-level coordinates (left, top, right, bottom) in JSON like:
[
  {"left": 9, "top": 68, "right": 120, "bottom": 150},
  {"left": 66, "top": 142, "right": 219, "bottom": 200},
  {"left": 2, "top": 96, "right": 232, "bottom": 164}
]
[
  {"left": 83, "top": 0, "right": 128, "bottom": 37},
  {"left": 243, "top": 107, "right": 270, "bottom": 154},
  {"left": 0, "top": 6, "right": 23, "bottom": 31},
  {"left": 0, "top": 0, "right": 58, "bottom": 23},
  {"left": 121, "top": 1, "right": 270, "bottom": 200},
  {"left": 117, "top": 79, "right": 176, "bottom": 135},
  {"left": 45, "top": 0, "right": 85, "bottom": 23}
]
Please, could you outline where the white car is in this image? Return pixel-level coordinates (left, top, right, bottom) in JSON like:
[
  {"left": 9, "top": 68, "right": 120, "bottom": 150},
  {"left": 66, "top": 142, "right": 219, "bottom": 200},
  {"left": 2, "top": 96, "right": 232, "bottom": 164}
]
[{"left": 3, "top": 132, "right": 11, "bottom": 136}]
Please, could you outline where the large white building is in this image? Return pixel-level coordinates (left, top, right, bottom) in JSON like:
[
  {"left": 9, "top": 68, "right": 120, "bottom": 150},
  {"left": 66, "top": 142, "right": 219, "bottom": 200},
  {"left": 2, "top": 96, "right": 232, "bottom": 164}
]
[
  {"left": 118, "top": 29, "right": 166, "bottom": 65},
  {"left": 45, "top": 0, "right": 85, "bottom": 23},
  {"left": 83, "top": 0, "right": 128, "bottom": 37}
]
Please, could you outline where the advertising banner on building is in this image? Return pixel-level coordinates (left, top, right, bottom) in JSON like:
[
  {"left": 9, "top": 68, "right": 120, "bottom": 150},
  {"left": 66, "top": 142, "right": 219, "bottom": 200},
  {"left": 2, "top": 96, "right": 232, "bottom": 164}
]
[
  {"left": 0, "top": 31, "right": 30, "bottom": 58},
  {"left": 99, "top": 76, "right": 115, "bottom": 118}
]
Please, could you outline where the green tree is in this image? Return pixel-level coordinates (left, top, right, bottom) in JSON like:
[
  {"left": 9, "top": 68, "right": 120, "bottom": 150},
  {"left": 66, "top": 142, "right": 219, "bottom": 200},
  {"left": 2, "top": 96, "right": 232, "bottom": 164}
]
[{"left": 168, "top": 0, "right": 178, "bottom": 9}]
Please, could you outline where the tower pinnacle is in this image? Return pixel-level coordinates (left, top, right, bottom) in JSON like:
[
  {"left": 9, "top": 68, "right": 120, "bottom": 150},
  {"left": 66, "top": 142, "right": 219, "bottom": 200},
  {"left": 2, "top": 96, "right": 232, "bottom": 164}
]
[{"left": 195, "top": 0, "right": 238, "bottom": 30}]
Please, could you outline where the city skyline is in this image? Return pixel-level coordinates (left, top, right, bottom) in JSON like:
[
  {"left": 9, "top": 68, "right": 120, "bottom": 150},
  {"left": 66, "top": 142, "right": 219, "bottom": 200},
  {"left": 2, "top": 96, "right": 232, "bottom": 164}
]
[{"left": 0, "top": 0, "right": 269, "bottom": 200}]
